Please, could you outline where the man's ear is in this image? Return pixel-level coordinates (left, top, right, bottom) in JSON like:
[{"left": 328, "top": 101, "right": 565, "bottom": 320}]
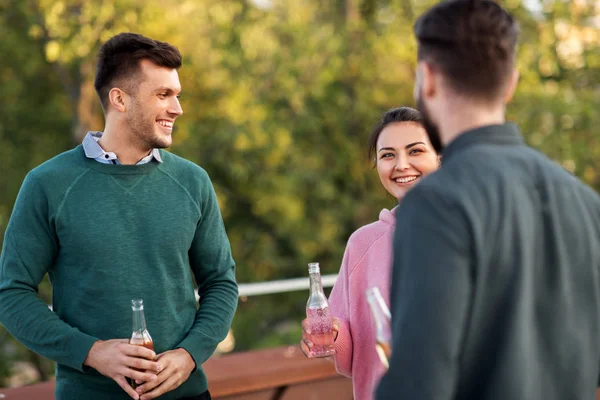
[
  {"left": 108, "top": 88, "right": 127, "bottom": 113},
  {"left": 503, "top": 68, "right": 519, "bottom": 104},
  {"left": 420, "top": 61, "right": 437, "bottom": 99}
]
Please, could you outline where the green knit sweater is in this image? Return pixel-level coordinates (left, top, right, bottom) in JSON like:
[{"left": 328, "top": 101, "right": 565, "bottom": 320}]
[{"left": 0, "top": 146, "right": 238, "bottom": 399}]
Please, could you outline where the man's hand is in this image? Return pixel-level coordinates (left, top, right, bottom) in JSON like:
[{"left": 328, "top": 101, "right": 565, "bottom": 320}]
[
  {"left": 134, "top": 348, "right": 196, "bottom": 400},
  {"left": 84, "top": 339, "right": 162, "bottom": 400},
  {"left": 300, "top": 317, "right": 340, "bottom": 358}
]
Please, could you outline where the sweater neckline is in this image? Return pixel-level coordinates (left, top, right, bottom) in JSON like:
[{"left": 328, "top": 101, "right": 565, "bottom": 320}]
[
  {"left": 379, "top": 206, "right": 397, "bottom": 225},
  {"left": 78, "top": 145, "right": 161, "bottom": 175}
]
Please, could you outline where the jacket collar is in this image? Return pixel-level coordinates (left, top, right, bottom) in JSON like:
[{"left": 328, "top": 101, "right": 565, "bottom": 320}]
[{"left": 442, "top": 123, "right": 524, "bottom": 163}]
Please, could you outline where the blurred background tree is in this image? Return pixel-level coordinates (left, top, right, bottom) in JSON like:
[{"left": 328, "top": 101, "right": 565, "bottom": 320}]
[{"left": 0, "top": 0, "right": 598, "bottom": 387}]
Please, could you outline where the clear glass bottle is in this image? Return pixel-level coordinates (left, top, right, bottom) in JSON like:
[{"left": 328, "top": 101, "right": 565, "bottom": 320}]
[
  {"left": 129, "top": 299, "right": 154, "bottom": 389},
  {"left": 366, "top": 287, "right": 392, "bottom": 369},
  {"left": 306, "top": 262, "right": 335, "bottom": 357}
]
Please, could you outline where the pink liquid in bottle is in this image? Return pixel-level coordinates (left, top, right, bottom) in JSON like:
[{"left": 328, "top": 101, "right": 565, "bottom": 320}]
[{"left": 306, "top": 307, "right": 335, "bottom": 357}]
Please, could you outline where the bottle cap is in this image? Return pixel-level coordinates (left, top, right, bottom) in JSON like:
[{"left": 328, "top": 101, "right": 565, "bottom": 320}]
[
  {"left": 308, "top": 262, "right": 320, "bottom": 273},
  {"left": 365, "top": 287, "right": 380, "bottom": 299},
  {"left": 131, "top": 299, "right": 144, "bottom": 310}
]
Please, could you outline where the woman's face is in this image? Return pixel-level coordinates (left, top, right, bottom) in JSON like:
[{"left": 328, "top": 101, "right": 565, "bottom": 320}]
[{"left": 375, "top": 122, "right": 439, "bottom": 201}]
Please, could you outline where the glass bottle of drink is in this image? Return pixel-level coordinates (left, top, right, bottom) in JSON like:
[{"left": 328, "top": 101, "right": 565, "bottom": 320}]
[
  {"left": 366, "top": 287, "right": 392, "bottom": 369},
  {"left": 306, "top": 262, "right": 335, "bottom": 357},
  {"left": 129, "top": 299, "right": 154, "bottom": 389}
]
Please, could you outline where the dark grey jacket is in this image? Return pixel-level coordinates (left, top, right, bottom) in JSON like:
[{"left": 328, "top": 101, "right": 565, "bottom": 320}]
[{"left": 377, "top": 123, "right": 600, "bottom": 400}]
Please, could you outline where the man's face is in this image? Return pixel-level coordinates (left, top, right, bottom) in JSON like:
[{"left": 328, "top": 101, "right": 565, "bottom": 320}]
[
  {"left": 125, "top": 59, "right": 183, "bottom": 151},
  {"left": 414, "top": 64, "right": 443, "bottom": 153}
]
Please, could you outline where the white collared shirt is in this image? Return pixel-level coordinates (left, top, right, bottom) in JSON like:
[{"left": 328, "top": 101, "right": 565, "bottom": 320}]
[{"left": 82, "top": 131, "right": 163, "bottom": 165}]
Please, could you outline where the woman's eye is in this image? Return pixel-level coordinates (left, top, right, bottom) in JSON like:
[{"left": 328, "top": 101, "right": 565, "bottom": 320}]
[
  {"left": 158, "top": 93, "right": 167, "bottom": 98},
  {"left": 380, "top": 153, "right": 394, "bottom": 159},
  {"left": 409, "top": 148, "right": 424, "bottom": 155}
]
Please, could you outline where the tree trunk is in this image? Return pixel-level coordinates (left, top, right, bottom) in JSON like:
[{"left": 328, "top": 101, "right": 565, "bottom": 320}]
[
  {"left": 73, "top": 60, "right": 104, "bottom": 143},
  {"left": 344, "top": 0, "right": 359, "bottom": 25}
]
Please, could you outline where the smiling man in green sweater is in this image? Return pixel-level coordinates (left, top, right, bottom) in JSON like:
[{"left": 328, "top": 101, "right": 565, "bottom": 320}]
[{"left": 0, "top": 33, "right": 238, "bottom": 400}]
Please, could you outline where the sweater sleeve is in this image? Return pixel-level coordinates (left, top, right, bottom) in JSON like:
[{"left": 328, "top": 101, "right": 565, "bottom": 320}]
[
  {"left": 176, "top": 172, "right": 238, "bottom": 368},
  {"left": 0, "top": 173, "right": 98, "bottom": 371},
  {"left": 328, "top": 243, "right": 354, "bottom": 377},
  {"left": 376, "top": 184, "right": 472, "bottom": 400}
]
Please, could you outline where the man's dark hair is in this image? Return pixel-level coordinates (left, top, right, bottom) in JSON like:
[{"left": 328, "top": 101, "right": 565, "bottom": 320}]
[
  {"left": 94, "top": 32, "right": 182, "bottom": 111},
  {"left": 367, "top": 107, "right": 436, "bottom": 163},
  {"left": 414, "top": 0, "right": 519, "bottom": 102}
]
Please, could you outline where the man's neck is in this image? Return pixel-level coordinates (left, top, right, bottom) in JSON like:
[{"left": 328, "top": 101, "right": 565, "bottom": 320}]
[
  {"left": 98, "top": 126, "right": 152, "bottom": 165},
  {"left": 439, "top": 106, "right": 506, "bottom": 147}
]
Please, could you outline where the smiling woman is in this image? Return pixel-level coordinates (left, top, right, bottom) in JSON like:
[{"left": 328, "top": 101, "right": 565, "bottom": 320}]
[
  {"left": 300, "top": 107, "right": 440, "bottom": 400},
  {"left": 368, "top": 107, "right": 439, "bottom": 201}
]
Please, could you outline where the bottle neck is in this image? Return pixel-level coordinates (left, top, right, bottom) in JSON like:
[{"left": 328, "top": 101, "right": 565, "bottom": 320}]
[
  {"left": 132, "top": 307, "right": 147, "bottom": 332},
  {"left": 309, "top": 272, "right": 324, "bottom": 294},
  {"left": 367, "top": 292, "right": 391, "bottom": 336}
]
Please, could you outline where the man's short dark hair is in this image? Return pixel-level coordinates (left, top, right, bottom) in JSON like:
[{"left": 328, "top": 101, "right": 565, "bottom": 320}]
[
  {"left": 414, "top": 0, "right": 519, "bottom": 102},
  {"left": 94, "top": 32, "right": 182, "bottom": 111}
]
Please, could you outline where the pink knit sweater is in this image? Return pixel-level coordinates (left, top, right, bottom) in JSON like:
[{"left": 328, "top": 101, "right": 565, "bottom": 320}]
[{"left": 329, "top": 207, "right": 396, "bottom": 400}]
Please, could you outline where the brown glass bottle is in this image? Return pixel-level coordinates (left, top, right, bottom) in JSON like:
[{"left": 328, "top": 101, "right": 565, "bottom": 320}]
[
  {"left": 366, "top": 287, "right": 392, "bottom": 369},
  {"left": 129, "top": 299, "right": 154, "bottom": 389}
]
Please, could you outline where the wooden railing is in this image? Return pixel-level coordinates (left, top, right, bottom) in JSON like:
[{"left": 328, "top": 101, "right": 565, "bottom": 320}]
[
  {"left": 0, "top": 345, "right": 353, "bottom": 399},
  {"left": 4, "top": 347, "right": 600, "bottom": 400},
  {"left": 2, "top": 277, "right": 347, "bottom": 399}
]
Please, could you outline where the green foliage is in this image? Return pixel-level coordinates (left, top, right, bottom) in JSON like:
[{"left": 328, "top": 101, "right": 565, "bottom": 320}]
[{"left": 0, "top": 0, "right": 598, "bottom": 387}]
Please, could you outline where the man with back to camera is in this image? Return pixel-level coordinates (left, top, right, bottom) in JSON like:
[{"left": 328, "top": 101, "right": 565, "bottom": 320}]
[
  {"left": 376, "top": 1, "right": 600, "bottom": 399},
  {"left": 0, "top": 32, "right": 238, "bottom": 400}
]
